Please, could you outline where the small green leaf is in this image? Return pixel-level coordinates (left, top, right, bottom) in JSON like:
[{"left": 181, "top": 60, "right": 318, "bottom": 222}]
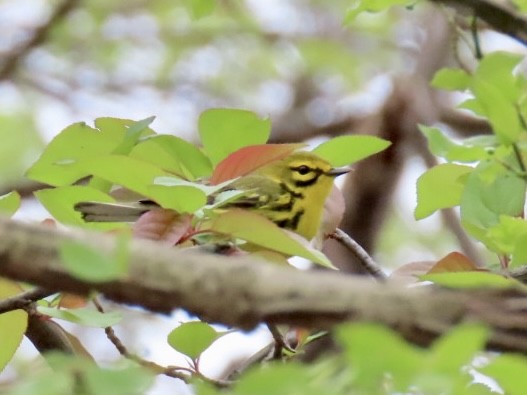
[
  {"left": 111, "top": 116, "right": 156, "bottom": 155},
  {"left": 487, "top": 216, "right": 527, "bottom": 268},
  {"left": 431, "top": 68, "right": 471, "bottom": 91},
  {"left": 469, "top": 52, "right": 524, "bottom": 144},
  {"left": 344, "top": 0, "right": 413, "bottom": 23},
  {"left": 460, "top": 163, "right": 526, "bottom": 238},
  {"left": 130, "top": 135, "right": 212, "bottom": 180},
  {"left": 209, "top": 210, "right": 335, "bottom": 268},
  {"left": 183, "top": 0, "right": 216, "bottom": 19},
  {"left": 199, "top": 109, "right": 271, "bottom": 166},
  {"left": 167, "top": 321, "right": 222, "bottom": 360},
  {"left": 37, "top": 306, "right": 122, "bottom": 327},
  {"left": 481, "top": 354, "right": 527, "bottom": 395},
  {"left": 153, "top": 176, "right": 232, "bottom": 195},
  {"left": 35, "top": 186, "right": 120, "bottom": 229},
  {"left": 60, "top": 240, "right": 128, "bottom": 282},
  {"left": 419, "top": 125, "right": 488, "bottom": 162},
  {"left": 415, "top": 163, "right": 473, "bottom": 219},
  {"left": 0, "top": 278, "right": 28, "bottom": 372},
  {"left": 471, "top": 79, "right": 522, "bottom": 144},
  {"left": 312, "top": 135, "right": 391, "bottom": 167},
  {"left": 147, "top": 185, "right": 207, "bottom": 213},
  {"left": 0, "top": 191, "right": 21, "bottom": 216},
  {"left": 422, "top": 271, "right": 524, "bottom": 289}
]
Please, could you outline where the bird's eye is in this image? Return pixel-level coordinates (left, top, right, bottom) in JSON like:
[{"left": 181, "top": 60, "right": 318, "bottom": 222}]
[{"left": 295, "top": 165, "right": 310, "bottom": 175}]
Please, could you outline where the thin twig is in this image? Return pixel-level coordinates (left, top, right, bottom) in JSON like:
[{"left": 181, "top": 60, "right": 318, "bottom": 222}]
[
  {"left": 266, "top": 323, "right": 295, "bottom": 359},
  {"left": 329, "top": 229, "right": 387, "bottom": 280},
  {"left": 92, "top": 298, "right": 189, "bottom": 380},
  {"left": 0, "top": 287, "right": 55, "bottom": 314},
  {"left": 470, "top": 15, "right": 484, "bottom": 59},
  {"left": 92, "top": 298, "right": 231, "bottom": 386},
  {"left": 513, "top": 143, "right": 527, "bottom": 176}
]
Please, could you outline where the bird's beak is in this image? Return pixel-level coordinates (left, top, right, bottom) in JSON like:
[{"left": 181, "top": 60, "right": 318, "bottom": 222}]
[{"left": 327, "top": 166, "right": 352, "bottom": 177}]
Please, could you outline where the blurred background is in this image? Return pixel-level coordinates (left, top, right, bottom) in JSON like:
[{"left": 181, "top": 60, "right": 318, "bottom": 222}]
[{"left": 1, "top": 0, "right": 521, "bottom": 393}]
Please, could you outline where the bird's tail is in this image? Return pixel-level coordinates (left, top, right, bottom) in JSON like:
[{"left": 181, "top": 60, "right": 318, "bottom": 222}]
[{"left": 74, "top": 201, "right": 158, "bottom": 222}]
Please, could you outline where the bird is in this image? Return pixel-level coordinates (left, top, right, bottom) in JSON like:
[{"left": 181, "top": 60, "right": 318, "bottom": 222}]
[{"left": 74, "top": 151, "right": 350, "bottom": 241}]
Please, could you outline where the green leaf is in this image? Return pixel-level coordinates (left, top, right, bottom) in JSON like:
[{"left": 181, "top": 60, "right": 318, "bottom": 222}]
[
  {"left": 59, "top": 238, "right": 129, "bottom": 282},
  {"left": 429, "top": 323, "right": 489, "bottom": 374},
  {"left": 198, "top": 109, "right": 271, "bottom": 166},
  {"left": 150, "top": 176, "right": 235, "bottom": 213},
  {"left": 26, "top": 122, "right": 126, "bottom": 186},
  {"left": 0, "top": 191, "right": 21, "bottom": 216},
  {"left": 460, "top": 162, "right": 526, "bottom": 238},
  {"left": 78, "top": 155, "right": 170, "bottom": 198},
  {"left": 469, "top": 52, "right": 524, "bottom": 144},
  {"left": 0, "top": 278, "right": 28, "bottom": 372},
  {"left": 130, "top": 135, "right": 212, "bottom": 180},
  {"left": 344, "top": 0, "right": 413, "bottom": 23},
  {"left": 209, "top": 210, "right": 335, "bottom": 268},
  {"left": 486, "top": 216, "right": 527, "bottom": 262},
  {"left": 147, "top": 185, "right": 207, "bottom": 213},
  {"left": 235, "top": 363, "right": 321, "bottom": 395},
  {"left": 419, "top": 125, "right": 488, "bottom": 162},
  {"left": 4, "top": 370, "right": 73, "bottom": 395},
  {"left": 84, "top": 365, "right": 154, "bottom": 395},
  {"left": 415, "top": 163, "right": 473, "bottom": 219},
  {"left": 35, "top": 186, "right": 120, "bottom": 229},
  {"left": 471, "top": 79, "right": 522, "bottom": 144},
  {"left": 312, "top": 135, "right": 391, "bottom": 167},
  {"left": 481, "top": 354, "right": 527, "bottom": 395},
  {"left": 337, "top": 322, "right": 423, "bottom": 392},
  {"left": 167, "top": 321, "right": 223, "bottom": 360},
  {"left": 111, "top": 116, "right": 156, "bottom": 155},
  {"left": 183, "top": 0, "right": 216, "bottom": 19},
  {"left": 37, "top": 306, "right": 122, "bottom": 327},
  {"left": 422, "top": 271, "right": 524, "bottom": 290},
  {"left": 431, "top": 68, "right": 471, "bottom": 91}
]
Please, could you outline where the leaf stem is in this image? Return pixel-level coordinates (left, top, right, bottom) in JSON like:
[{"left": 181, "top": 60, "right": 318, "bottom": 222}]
[
  {"left": 471, "top": 15, "right": 484, "bottom": 60},
  {"left": 329, "top": 229, "right": 387, "bottom": 280}
]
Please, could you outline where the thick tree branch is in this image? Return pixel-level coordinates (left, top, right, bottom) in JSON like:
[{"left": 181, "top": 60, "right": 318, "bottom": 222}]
[{"left": 1, "top": 216, "right": 527, "bottom": 352}]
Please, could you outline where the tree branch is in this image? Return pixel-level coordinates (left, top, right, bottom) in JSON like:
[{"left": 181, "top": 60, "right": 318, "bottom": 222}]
[
  {"left": 1, "top": 216, "right": 527, "bottom": 352},
  {"left": 429, "top": 0, "right": 527, "bottom": 46},
  {"left": 0, "top": 287, "right": 54, "bottom": 314},
  {"left": 0, "top": 0, "right": 80, "bottom": 81}
]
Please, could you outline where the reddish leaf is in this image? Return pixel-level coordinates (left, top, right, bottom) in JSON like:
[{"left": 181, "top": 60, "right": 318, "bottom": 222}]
[
  {"left": 58, "top": 293, "right": 88, "bottom": 309},
  {"left": 133, "top": 209, "right": 193, "bottom": 245},
  {"left": 427, "top": 252, "right": 481, "bottom": 274},
  {"left": 390, "top": 261, "right": 436, "bottom": 284},
  {"left": 210, "top": 143, "right": 305, "bottom": 185}
]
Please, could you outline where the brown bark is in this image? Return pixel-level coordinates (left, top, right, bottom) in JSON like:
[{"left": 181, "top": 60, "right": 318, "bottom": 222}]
[{"left": 1, "top": 217, "right": 527, "bottom": 352}]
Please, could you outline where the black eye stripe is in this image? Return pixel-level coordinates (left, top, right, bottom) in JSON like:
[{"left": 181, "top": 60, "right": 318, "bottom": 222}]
[{"left": 290, "top": 165, "right": 322, "bottom": 175}]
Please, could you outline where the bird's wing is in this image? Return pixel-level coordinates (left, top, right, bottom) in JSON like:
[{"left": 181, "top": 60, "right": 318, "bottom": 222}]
[{"left": 219, "top": 175, "right": 291, "bottom": 211}]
